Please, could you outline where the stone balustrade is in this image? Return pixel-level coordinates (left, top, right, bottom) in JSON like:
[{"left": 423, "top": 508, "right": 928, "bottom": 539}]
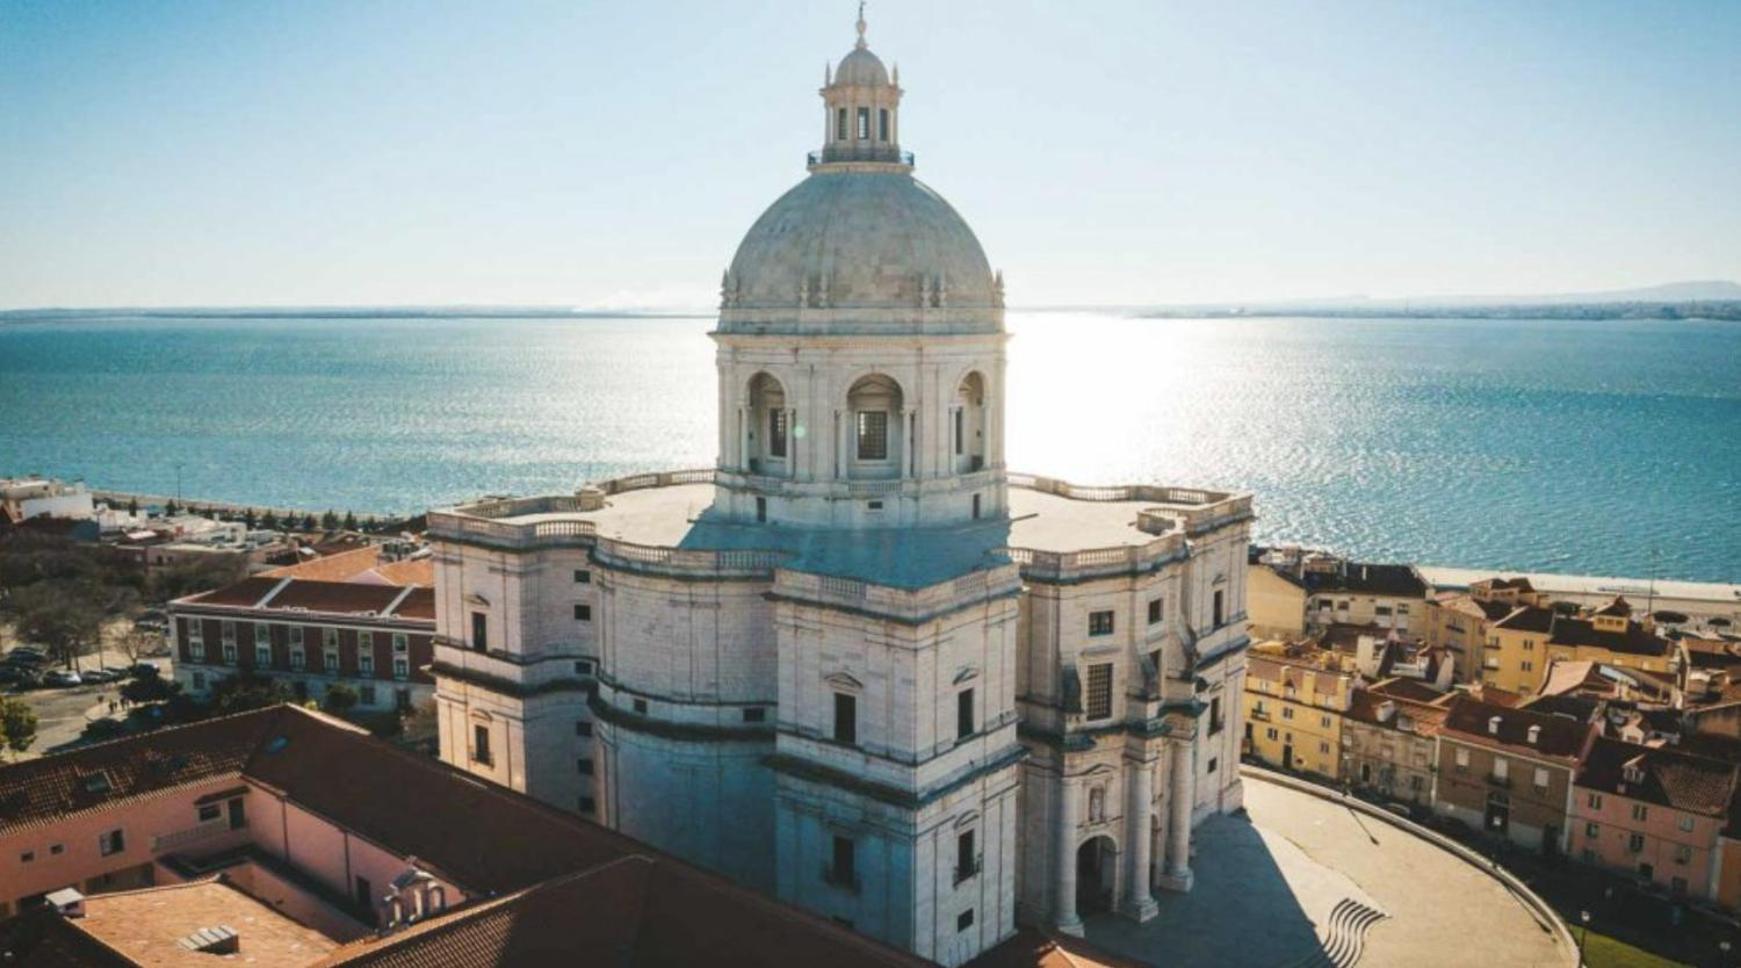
[{"left": 775, "top": 564, "right": 1022, "bottom": 622}]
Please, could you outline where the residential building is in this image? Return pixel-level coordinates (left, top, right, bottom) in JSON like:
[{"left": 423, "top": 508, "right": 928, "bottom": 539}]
[
  {"left": 168, "top": 552, "right": 435, "bottom": 712},
  {"left": 1483, "top": 603, "right": 1559, "bottom": 696},
  {"left": 1544, "top": 597, "right": 1680, "bottom": 682},
  {"left": 423, "top": 16, "right": 1253, "bottom": 964},
  {"left": 0, "top": 477, "right": 94, "bottom": 525},
  {"left": 0, "top": 705, "right": 932, "bottom": 967},
  {"left": 1424, "top": 585, "right": 1519, "bottom": 685},
  {"left": 1570, "top": 737, "right": 1737, "bottom": 901},
  {"left": 1341, "top": 679, "right": 1452, "bottom": 806},
  {"left": 1248, "top": 547, "right": 1428, "bottom": 640},
  {"left": 1242, "top": 642, "right": 1357, "bottom": 779},
  {"left": 1434, "top": 697, "right": 1599, "bottom": 852}
]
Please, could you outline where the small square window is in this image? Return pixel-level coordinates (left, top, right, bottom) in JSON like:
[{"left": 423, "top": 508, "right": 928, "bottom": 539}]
[
  {"left": 574, "top": 604, "right": 592, "bottom": 622},
  {"left": 957, "top": 909, "right": 974, "bottom": 931},
  {"left": 1208, "top": 757, "right": 1219, "bottom": 773},
  {"left": 198, "top": 804, "right": 222, "bottom": 823},
  {"left": 20, "top": 851, "right": 33, "bottom": 863},
  {"left": 576, "top": 721, "right": 593, "bottom": 737},
  {"left": 633, "top": 698, "right": 648, "bottom": 715},
  {"left": 1088, "top": 610, "right": 1115, "bottom": 636},
  {"left": 1147, "top": 598, "right": 1163, "bottom": 625},
  {"left": 573, "top": 569, "right": 592, "bottom": 584},
  {"left": 743, "top": 707, "right": 767, "bottom": 723},
  {"left": 578, "top": 758, "right": 594, "bottom": 776},
  {"left": 49, "top": 843, "right": 63, "bottom": 855}
]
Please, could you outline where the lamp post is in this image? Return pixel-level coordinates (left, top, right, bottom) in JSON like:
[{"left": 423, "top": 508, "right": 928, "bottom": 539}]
[
  {"left": 1720, "top": 938, "right": 1731, "bottom": 968},
  {"left": 1577, "top": 910, "right": 1590, "bottom": 967}
]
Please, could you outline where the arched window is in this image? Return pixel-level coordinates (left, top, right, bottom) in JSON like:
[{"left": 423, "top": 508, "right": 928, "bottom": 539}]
[
  {"left": 836, "top": 107, "right": 848, "bottom": 141},
  {"left": 878, "top": 108, "right": 890, "bottom": 142},
  {"left": 747, "top": 373, "right": 787, "bottom": 473},
  {"left": 846, "top": 374, "right": 903, "bottom": 479},
  {"left": 954, "top": 371, "right": 987, "bottom": 473}
]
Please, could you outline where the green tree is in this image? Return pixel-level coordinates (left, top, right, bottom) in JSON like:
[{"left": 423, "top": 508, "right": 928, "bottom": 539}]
[
  {"left": 164, "top": 499, "right": 180, "bottom": 516},
  {"left": 126, "top": 497, "right": 139, "bottom": 515},
  {"left": 243, "top": 508, "right": 258, "bottom": 529},
  {"left": 342, "top": 511, "right": 358, "bottom": 531},
  {"left": 300, "top": 513, "right": 317, "bottom": 531},
  {"left": 1, "top": 697, "right": 39, "bottom": 756},
  {"left": 11, "top": 581, "right": 104, "bottom": 669},
  {"left": 261, "top": 509, "right": 280, "bottom": 531},
  {"left": 321, "top": 682, "right": 360, "bottom": 716},
  {"left": 320, "top": 509, "right": 340, "bottom": 530},
  {"left": 209, "top": 674, "right": 293, "bottom": 715}
]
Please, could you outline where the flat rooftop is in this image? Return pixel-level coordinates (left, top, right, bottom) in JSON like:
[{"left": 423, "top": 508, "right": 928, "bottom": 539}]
[{"left": 62, "top": 878, "right": 339, "bottom": 966}]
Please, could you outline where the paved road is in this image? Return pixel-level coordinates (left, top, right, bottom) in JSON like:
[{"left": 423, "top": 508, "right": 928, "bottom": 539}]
[
  {"left": 1081, "top": 776, "right": 1573, "bottom": 967},
  {"left": 3, "top": 646, "right": 175, "bottom": 759}
]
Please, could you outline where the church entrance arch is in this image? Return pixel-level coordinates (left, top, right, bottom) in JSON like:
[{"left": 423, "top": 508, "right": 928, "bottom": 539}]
[{"left": 1075, "top": 835, "right": 1118, "bottom": 916}]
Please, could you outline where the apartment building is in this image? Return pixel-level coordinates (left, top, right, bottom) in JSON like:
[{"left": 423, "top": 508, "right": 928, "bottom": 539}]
[
  {"left": 1243, "top": 642, "right": 1358, "bottom": 778},
  {"left": 1342, "top": 679, "right": 1452, "bottom": 806},
  {"left": 1570, "top": 737, "right": 1737, "bottom": 901},
  {"left": 1434, "top": 697, "right": 1599, "bottom": 852}
]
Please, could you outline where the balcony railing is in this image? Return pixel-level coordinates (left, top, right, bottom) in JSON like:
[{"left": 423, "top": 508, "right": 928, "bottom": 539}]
[
  {"left": 822, "top": 863, "right": 860, "bottom": 893},
  {"left": 953, "top": 854, "right": 983, "bottom": 887},
  {"left": 808, "top": 145, "right": 914, "bottom": 166},
  {"left": 151, "top": 818, "right": 246, "bottom": 852}
]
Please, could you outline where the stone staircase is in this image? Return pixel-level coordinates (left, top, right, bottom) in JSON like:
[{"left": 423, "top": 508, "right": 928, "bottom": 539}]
[{"left": 1288, "top": 897, "right": 1389, "bottom": 968}]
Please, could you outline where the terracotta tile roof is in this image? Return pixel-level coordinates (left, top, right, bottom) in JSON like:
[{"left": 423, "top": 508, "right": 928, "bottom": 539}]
[
  {"left": 55, "top": 878, "right": 338, "bottom": 966},
  {"left": 1440, "top": 696, "right": 1596, "bottom": 762},
  {"left": 1345, "top": 686, "right": 1450, "bottom": 736},
  {"left": 1368, "top": 678, "right": 1448, "bottom": 704},
  {"left": 262, "top": 581, "right": 411, "bottom": 618},
  {"left": 1548, "top": 615, "right": 1674, "bottom": 658},
  {"left": 359, "top": 558, "right": 434, "bottom": 588},
  {"left": 1577, "top": 737, "right": 1737, "bottom": 817},
  {"left": 317, "top": 855, "right": 927, "bottom": 968},
  {"left": 389, "top": 588, "right": 434, "bottom": 621},
  {"left": 262, "top": 546, "right": 383, "bottom": 582},
  {"left": 183, "top": 576, "right": 283, "bottom": 608},
  {"left": 1493, "top": 605, "right": 1556, "bottom": 634},
  {"left": 968, "top": 927, "right": 1147, "bottom": 968},
  {"left": 0, "top": 710, "right": 279, "bottom": 836}
]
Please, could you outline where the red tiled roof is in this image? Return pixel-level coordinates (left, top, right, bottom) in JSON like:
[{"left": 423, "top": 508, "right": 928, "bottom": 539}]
[
  {"left": 390, "top": 587, "right": 434, "bottom": 621},
  {"left": 0, "top": 710, "right": 279, "bottom": 836},
  {"left": 1440, "top": 696, "right": 1596, "bottom": 761},
  {"left": 263, "top": 545, "right": 383, "bottom": 582},
  {"left": 1577, "top": 737, "right": 1737, "bottom": 817},
  {"left": 184, "top": 576, "right": 283, "bottom": 608},
  {"left": 1345, "top": 686, "right": 1449, "bottom": 736},
  {"left": 1368, "top": 678, "right": 1448, "bottom": 704},
  {"left": 262, "top": 581, "right": 410, "bottom": 618}
]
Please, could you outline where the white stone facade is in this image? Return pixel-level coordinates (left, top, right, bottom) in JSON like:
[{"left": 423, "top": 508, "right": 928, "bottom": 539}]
[{"left": 427, "top": 16, "right": 1252, "bottom": 966}]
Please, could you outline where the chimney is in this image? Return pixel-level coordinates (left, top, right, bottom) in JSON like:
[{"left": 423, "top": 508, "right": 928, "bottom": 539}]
[
  {"left": 45, "top": 888, "right": 85, "bottom": 919},
  {"left": 1488, "top": 715, "right": 1502, "bottom": 735},
  {"left": 177, "top": 925, "right": 239, "bottom": 955},
  {"left": 1377, "top": 700, "right": 1396, "bottom": 724}
]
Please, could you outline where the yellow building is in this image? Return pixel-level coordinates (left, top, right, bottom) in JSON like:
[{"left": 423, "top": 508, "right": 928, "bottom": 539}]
[
  {"left": 1544, "top": 597, "right": 1679, "bottom": 680},
  {"left": 1248, "top": 548, "right": 1429, "bottom": 641},
  {"left": 1243, "top": 641, "right": 1358, "bottom": 779},
  {"left": 1483, "top": 603, "right": 1556, "bottom": 695}
]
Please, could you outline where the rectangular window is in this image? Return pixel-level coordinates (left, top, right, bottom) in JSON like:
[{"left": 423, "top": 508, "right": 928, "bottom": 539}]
[
  {"left": 1148, "top": 598, "right": 1163, "bottom": 625},
  {"left": 574, "top": 604, "right": 592, "bottom": 622},
  {"left": 1454, "top": 747, "right": 1469, "bottom": 770},
  {"left": 957, "top": 909, "right": 974, "bottom": 931},
  {"left": 255, "top": 624, "right": 270, "bottom": 647},
  {"left": 1086, "top": 663, "right": 1113, "bottom": 720},
  {"left": 578, "top": 757, "right": 594, "bottom": 776},
  {"left": 392, "top": 633, "right": 408, "bottom": 653},
  {"left": 324, "top": 645, "right": 340, "bottom": 670},
  {"left": 1587, "top": 793, "right": 1602, "bottom": 809},
  {"left": 756, "top": 496, "right": 767, "bottom": 522},
  {"left": 836, "top": 107, "right": 847, "bottom": 140},
  {"left": 1208, "top": 757, "right": 1219, "bottom": 773},
  {"left": 192, "top": 672, "right": 206, "bottom": 690},
  {"left": 1088, "top": 610, "right": 1115, "bottom": 636},
  {"left": 879, "top": 107, "right": 890, "bottom": 142},
  {"left": 221, "top": 620, "right": 236, "bottom": 644},
  {"left": 1585, "top": 822, "right": 1599, "bottom": 838},
  {"left": 1319, "top": 741, "right": 1330, "bottom": 754},
  {"left": 1675, "top": 844, "right": 1693, "bottom": 865},
  {"left": 323, "top": 627, "right": 338, "bottom": 648},
  {"left": 957, "top": 830, "right": 977, "bottom": 883},
  {"left": 359, "top": 652, "right": 374, "bottom": 676},
  {"left": 1212, "top": 590, "right": 1225, "bottom": 628},
  {"left": 1533, "top": 767, "right": 1549, "bottom": 789},
  {"left": 1210, "top": 697, "right": 1223, "bottom": 735},
  {"left": 1266, "top": 727, "right": 1277, "bottom": 740},
  {"left": 633, "top": 698, "right": 648, "bottom": 715},
  {"left": 576, "top": 720, "right": 593, "bottom": 737},
  {"left": 189, "top": 620, "right": 204, "bottom": 643},
  {"left": 834, "top": 692, "right": 858, "bottom": 745},
  {"left": 1632, "top": 804, "right": 1649, "bottom": 822},
  {"left": 392, "top": 657, "right": 409, "bottom": 680},
  {"left": 743, "top": 707, "right": 766, "bottom": 723},
  {"left": 573, "top": 569, "right": 592, "bottom": 584},
  {"left": 1492, "top": 757, "right": 1508, "bottom": 780},
  {"left": 957, "top": 688, "right": 975, "bottom": 741},
  {"left": 222, "top": 643, "right": 237, "bottom": 665},
  {"left": 855, "top": 411, "right": 888, "bottom": 460},
  {"left": 769, "top": 408, "right": 788, "bottom": 458},
  {"left": 98, "top": 829, "right": 125, "bottom": 856},
  {"left": 1628, "top": 833, "right": 1645, "bottom": 852},
  {"left": 290, "top": 626, "right": 303, "bottom": 646},
  {"left": 359, "top": 684, "right": 377, "bottom": 705},
  {"left": 198, "top": 803, "right": 222, "bottom": 823},
  {"left": 290, "top": 648, "right": 305, "bottom": 670},
  {"left": 20, "top": 851, "right": 33, "bottom": 863},
  {"left": 473, "top": 725, "right": 492, "bottom": 765},
  {"left": 830, "top": 835, "right": 855, "bottom": 886},
  {"left": 953, "top": 407, "right": 964, "bottom": 455},
  {"left": 1679, "top": 816, "right": 1696, "bottom": 833},
  {"left": 471, "top": 612, "right": 488, "bottom": 652},
  {"left": 1375, "top": 605, "right": 1392, "bottom": 617},
  {"left": 255, "top": 645, "right": 271, "bottom": 667},
  {"left": 856, "top": 106, "right": 870, "bottom": 139},
  {"left": 359, "top": 630, "right": 373, "bottom": 652},
  {"left": 1320, "top": 715, "right": 1331, "bottom": 729}
]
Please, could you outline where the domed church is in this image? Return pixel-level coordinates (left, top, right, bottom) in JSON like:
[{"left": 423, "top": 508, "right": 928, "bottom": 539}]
[{"left": 427, "top": 12, "right": 1254, "bottom": 965}]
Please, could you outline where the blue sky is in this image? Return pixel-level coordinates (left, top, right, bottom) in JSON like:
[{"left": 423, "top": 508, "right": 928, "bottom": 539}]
[{"left": 2, "top": 0, "right": 1738, "bottom": 309}]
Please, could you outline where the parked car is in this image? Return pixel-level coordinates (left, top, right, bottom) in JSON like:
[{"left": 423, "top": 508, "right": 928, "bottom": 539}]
[
  {"left": 43, "top": 670, "right": 83, "bottom": 687},
  {"left": 129, "top": 662, "right": 161, "bottom": 678},
  {"left": 5, "top": 647, "right": 46, "bottom": 665},
  {"left": 81, "top": 668, "right": 121, "bottom": 684}
]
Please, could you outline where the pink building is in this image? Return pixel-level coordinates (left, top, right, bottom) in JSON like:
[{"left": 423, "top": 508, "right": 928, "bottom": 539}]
[
  {"left": 0, "top": 705, "right": 932, "bottom": 967},
  {"left": 1570, "top": 736, "right": 1739, "bottom": 901}
]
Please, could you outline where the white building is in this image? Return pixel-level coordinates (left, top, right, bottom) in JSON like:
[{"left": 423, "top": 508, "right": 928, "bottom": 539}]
[
  {"left": 0, "top": 477, "right": 94, "bottom": 524},
  {"left": 427, "top": 15, "right": 1253, "bottom": 965}
]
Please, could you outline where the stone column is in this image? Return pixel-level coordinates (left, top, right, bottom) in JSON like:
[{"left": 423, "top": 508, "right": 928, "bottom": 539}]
[
  {"left": 1157, "top": 737, "right": 1195, "bottom": 892},
  {"left": 1055, "top": 775, "right": 1083, "bottom": 936},
  {"left": 1121, "top": 753, "right": 1159, "bottom": 921},
  {"left": 788, "top": 408, "right": 798, "bottom": 480},
  {"left": 899, "top": 408, "right": 914, "bottom": 479}
]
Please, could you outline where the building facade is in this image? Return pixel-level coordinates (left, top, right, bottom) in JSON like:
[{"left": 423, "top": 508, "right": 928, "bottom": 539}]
[
  {"left": 1570, "top": 737, "right": 1736, "bottom": 901},
  {"left": 423, "top": 16, "right": 1252, "bottom": 966},
  {"left": 1434, "top": 698, "right": 1598, "bottom": 852},
  {"left": 1341, "top": 680, "right": 1451, "bottom": 806},
  {"left": 1241, "top": 643, "right": 1356, "bottom": 779}
]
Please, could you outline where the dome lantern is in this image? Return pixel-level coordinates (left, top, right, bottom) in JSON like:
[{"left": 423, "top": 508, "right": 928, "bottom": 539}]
[{"left": 813, "top": 3, "right": 908, "bottom": 169}]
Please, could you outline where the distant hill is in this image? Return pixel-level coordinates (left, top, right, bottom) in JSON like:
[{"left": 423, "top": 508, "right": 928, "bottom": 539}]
[{"left": 1127, "top": 280, "right": 1741, "bottom": 321}]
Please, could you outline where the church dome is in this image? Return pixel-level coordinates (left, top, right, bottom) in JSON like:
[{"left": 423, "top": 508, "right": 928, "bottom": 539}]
[
  {"left": 833, "top": 47, "right": 890, "bottom": 87},
  {"left": 721, "top": 171, "right": 995, "bottom": 328}
]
